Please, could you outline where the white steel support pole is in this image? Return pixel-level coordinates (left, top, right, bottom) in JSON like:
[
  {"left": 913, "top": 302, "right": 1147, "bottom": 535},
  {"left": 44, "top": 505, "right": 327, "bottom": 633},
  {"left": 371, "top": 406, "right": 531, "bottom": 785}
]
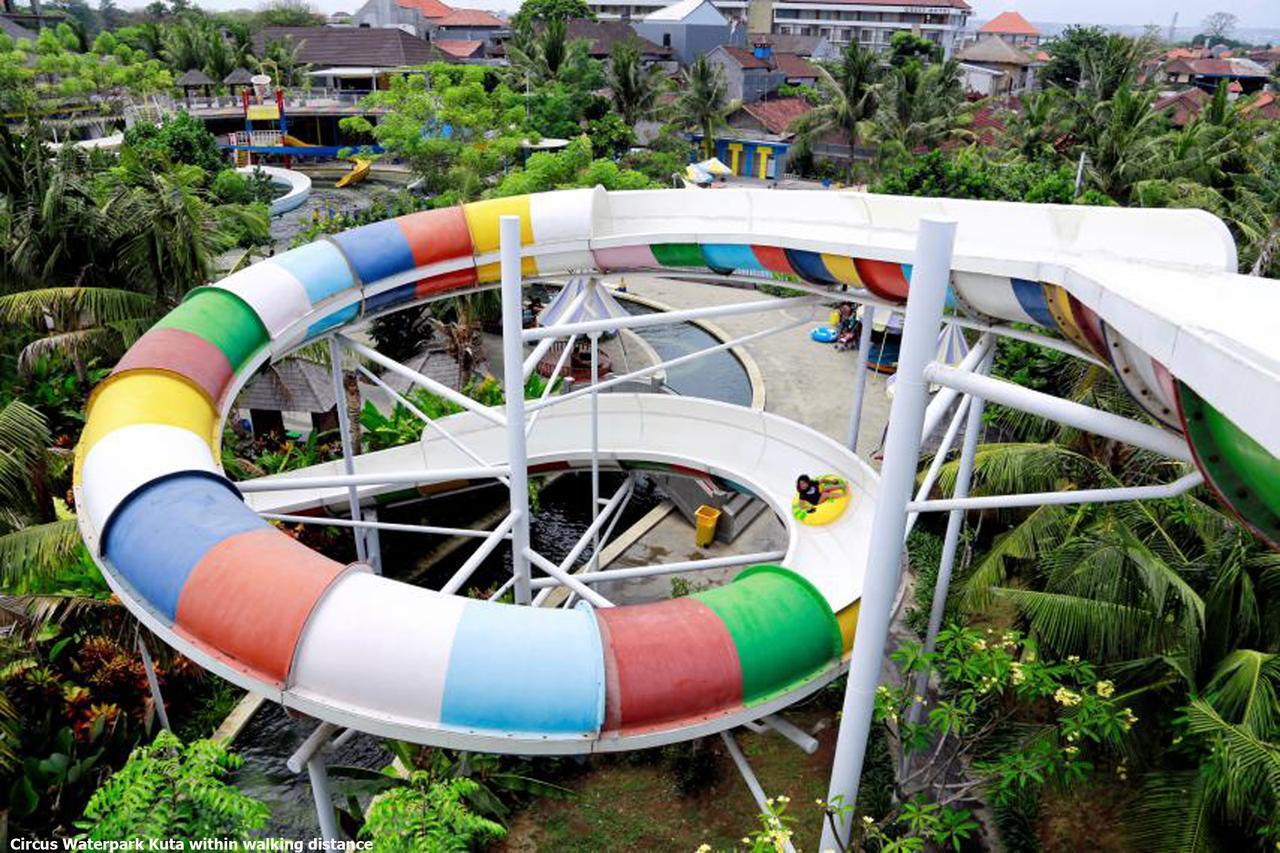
[
  {"left": 907, "top": 349, "right": 992, "bottom": 733},
  {"left": 847, "top": 306, "right": 875, "bottom": 453},
  {"left": 821, "top": 218, "right": 956, "bottom": 851},
  {"left": 589, "top": 327, "right": 601, "bottom": 573},
  {"left": 136, "top": 631, "right": 170, "bottom": 732},
  {"left": 328, "top": 338, "right": 367, "bottom": 564},
  {"left": 499, "top": 216, "right": 533, "bottom": 605},
  {"left": 306, "top": 756, "right": 340, "bottom": 842}
]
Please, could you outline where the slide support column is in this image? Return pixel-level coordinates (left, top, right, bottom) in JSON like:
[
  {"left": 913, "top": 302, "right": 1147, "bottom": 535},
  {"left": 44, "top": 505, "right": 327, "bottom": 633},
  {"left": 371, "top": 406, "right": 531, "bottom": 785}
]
[
  {"left": 329, "top": 337, "right": 367, "bottom": 564},
  {"left": 590, "top": 326, "right": 602, "bottom": 573},
  {"left": 847, "top": 305, "right": 876, "bottom": 453},
  {"left": 821, "top": 218, "right": 955, "bottom": 851},
  {"left": 500, "top": 215, "right": 533, "bottom": 605}
]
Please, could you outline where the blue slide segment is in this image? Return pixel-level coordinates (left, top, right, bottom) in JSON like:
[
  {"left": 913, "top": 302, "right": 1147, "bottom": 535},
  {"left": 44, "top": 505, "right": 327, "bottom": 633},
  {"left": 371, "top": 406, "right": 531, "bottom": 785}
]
[
  {"left": 103, "top": 474, "right": 265, "bottom": 620},
  {"left": 1011, "top": 278, "right": 1058, "bottom": 330},
  {"left": 441, "top": 601, "right": 605, "bottom": 736},
  {"left": 785, "top": 249, "right": 838, "bottom": 285},
  {"left": 330, "top": 220, "right": 416, "bottom": 284}
]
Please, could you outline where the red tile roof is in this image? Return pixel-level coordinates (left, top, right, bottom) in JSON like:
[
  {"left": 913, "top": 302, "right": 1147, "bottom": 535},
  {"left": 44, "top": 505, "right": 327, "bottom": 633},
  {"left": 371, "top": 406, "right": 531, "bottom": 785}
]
[
  {"left": 397, "top": 0, "right": 453, "bottom": 19},
  {"left": 740, "top": 97, "right": 813, "bottom": 134},
  {"left": 720, "top": 46, "right": 817, "bottom": 77},
  {"left": 435, "top": 8, "right": 503, "bottom": 27},
  {"left": 432, "top": 38, "right": 483, "bottom": 57},
  {"left": 978, "top": 11, "right": 1038, "bottom": 36},
  {"left": 1154, "top": 87, "right": 1209, "bottom": 127},
  {"left": 1241, "top": 92, "right": 1280, "bottom": 120},
  {"left": 773, "top": 52, "right": 818, "bottom": 79},
  {"left": 1167, "top": 57, "right": 1270, "bottom": 78}
]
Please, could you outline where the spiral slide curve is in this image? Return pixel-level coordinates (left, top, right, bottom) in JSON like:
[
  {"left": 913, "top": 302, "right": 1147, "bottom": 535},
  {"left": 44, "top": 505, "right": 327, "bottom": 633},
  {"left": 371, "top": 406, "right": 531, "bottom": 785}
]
[{"left": 74, "top": 188, "right": 1280, "bottom": 754}]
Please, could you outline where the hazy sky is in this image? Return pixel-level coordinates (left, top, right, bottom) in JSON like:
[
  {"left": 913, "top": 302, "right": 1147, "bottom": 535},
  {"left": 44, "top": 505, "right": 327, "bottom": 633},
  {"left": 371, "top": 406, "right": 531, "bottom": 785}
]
[{"left": 113, "top": 0, "right": 1276, "bottom": 29}]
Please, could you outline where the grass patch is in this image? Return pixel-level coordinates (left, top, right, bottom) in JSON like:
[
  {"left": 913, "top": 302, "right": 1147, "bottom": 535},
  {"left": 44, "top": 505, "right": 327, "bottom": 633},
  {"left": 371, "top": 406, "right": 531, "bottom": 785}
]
[{"left": 175, "top": 674, "right": 245, "bottom": 742}]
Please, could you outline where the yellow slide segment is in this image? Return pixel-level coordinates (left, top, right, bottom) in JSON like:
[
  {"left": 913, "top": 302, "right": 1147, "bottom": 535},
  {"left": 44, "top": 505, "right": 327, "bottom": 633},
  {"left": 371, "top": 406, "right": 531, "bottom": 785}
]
[
  {"left": 282, "top": 134, "right": 316, "bottom": 148},
  {"left": 335, "top": 158, "right": 371, "bottom": 189}
]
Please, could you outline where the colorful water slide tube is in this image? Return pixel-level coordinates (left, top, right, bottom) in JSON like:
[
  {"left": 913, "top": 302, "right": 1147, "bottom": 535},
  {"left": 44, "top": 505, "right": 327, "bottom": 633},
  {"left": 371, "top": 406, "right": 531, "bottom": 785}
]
[{"left": 75, "top": 188, "right": 1280, "bottom": 754}]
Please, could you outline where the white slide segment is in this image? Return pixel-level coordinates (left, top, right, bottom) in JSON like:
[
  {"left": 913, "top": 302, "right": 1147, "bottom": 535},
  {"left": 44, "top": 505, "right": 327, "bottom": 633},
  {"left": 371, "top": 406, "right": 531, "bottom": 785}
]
[{"left": 245, "top": 393, "right": 878, "bottom": 612}]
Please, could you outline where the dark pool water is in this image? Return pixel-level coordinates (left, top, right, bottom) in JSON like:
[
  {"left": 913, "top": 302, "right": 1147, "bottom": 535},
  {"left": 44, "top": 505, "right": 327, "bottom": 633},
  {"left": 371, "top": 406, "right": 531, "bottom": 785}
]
[{"left": 622, "top": 301, "right": 753, "bottom": 407}]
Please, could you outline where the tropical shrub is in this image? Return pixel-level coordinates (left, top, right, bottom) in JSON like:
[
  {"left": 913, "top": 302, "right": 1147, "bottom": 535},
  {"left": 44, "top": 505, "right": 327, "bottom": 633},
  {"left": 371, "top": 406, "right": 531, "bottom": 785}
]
[{"left": 78, "top": 731, "right": 268, "bottom": 841}]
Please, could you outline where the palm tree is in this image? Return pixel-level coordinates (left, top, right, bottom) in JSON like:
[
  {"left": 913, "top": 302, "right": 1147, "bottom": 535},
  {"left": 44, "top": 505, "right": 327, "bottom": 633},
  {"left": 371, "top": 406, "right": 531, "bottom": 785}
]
[
  {"left": 1000, "top": 89, "right": 1069, "bottom": 162},
  {"left": 1078, "top": 84, "right": 1163, "bottom": 202},
  {"left": 0, "top": 287, "right": 157, "bottom": 380},
  {"left": 0, "top": 400, "right": 81, "bottom": 590},
  {"left": 873, "top": 58, "right": 971, "bottom": 160},
  {"left": 672, "top": 55, "right": 731, "bottom": 160},
  {"left": 790, "top": 42, "right": 883, "bottom": 181},
  {"left": 506, "top": 18, "right": 570, "bottom": 87},
  {"left": 254, "top": 35, "right": 310, "bottom": 88},
  {"left": 606, "top": 40, "right": 665, "bottom": 128}
]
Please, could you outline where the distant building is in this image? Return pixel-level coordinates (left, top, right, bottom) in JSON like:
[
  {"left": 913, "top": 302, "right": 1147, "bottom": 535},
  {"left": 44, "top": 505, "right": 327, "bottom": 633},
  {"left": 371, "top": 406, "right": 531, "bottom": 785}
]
[
  {"left": 707, "top": 38, "right": 817, "bottom": 103},
  {"left": 631, "top": 0, "right": 730, "bottom": 65},
  {"left": 976, "top": 11, "right": 1040, "bottom": 49},
  {"left": 1160, "top": 56, "right": 1271, "bottom": 96},
  {"left": 1154, "top": 87, "right": 1210, "bottom": 127},
  {"left": 432, "top": 8, "right": 504, "bottom": 43},
  {"left": 753, "top": 32, "right": 838, "bottom": 61},
  {"left": 590, "top": 0, "right": 972, "bottom": 59},
  {"left": 350, "top": 0, "right": 506, "bottom": 49},
  {"left": 252, "top": 27, "right": 440, "bottom": 90},
  {"left": 708, "top": 95, "right": 811, "bottom": 176},
  {"left": 1241, "top": 91, "right": 1280, "bottom": 122},
  {"left": 957, "top": 35, "right": 1036, "bottom": 95},
  {"left": 563, "top": 18, "right": 673, "bottom": 62},
  {"left": 329, "top": 10, "right": 354, "bottom": 25}
]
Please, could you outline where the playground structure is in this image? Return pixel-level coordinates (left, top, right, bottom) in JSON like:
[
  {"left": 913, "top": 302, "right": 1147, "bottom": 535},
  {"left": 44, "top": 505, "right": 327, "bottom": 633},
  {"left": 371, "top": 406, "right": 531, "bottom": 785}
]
[
  {"left": 73, "top": 188, "right": 1279, "bottom": 844},
  {"left": 224, "top": 80, "right": 379, "bottom": 172}
]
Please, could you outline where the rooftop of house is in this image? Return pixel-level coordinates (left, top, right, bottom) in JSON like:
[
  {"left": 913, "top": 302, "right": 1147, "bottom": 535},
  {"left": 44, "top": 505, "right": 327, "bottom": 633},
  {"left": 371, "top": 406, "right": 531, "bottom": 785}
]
[
  {"left": 1154, "top": 86, "right": 1209, "bottom": 126},
  {"left": 563, "top": 19, "right": 672, "bottom": 57},
  {"left": 434, "top": 8, "right": 504, "bottom": 27},
  {"left": 1241, "top": 91, "right": 1280, "bottom": 120},
  {"left": 770, "top": 0, "right": 970, "bottom": 7},
  {"left": 642, "top": 0, "right": 723, "bottom": 21},
  {"left": 432, "top": 38, "right": 484, "bottom": 58},
  {"left": 750, "top": 32, "right": 825, "bottom": 57},
  {"left": 1166, "top": 56, "right": 1270, "bottom": 79},
  {"left": 719, "top": 44, "right": 819, "bottom": 78},
  {"left": 737, "top": 96, "right": 812, "bottom": 135},
  {"left": 957, "top": 35, "right": 1033, "bottom": 66},
  {"left": 395, "top": 0, "right": 454, "bottom": 19},
  {"left": 253, "top": 27, "right": 435, "bottom": 67},
  {"left": 0, "top": 14, "right": 34, "bottom": 40},
  {"left": 978, "top": 11, "right": 1039, "bottom": 37}
]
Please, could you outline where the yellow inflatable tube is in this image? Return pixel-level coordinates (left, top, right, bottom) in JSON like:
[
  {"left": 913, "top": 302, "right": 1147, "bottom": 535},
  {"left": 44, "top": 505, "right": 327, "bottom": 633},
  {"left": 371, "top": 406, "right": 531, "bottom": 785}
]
[{"left": 792, "top": 475, "right": 851, "bottom": 526}]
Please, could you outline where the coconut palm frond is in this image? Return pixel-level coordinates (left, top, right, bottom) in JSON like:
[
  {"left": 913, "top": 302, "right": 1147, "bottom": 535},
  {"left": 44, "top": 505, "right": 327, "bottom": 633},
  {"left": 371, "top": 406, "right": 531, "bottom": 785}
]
[
  {"left": 16, "top": 326, "right": 122, "bottom": 375},
  {"left": 0, "top": 518, "right": 84, "bottom": 588},
  {"left": 0, "top": 401, "right": 49, "bottom": 505},
  {"left": 1204, "top": 650, "right": 1280, "bottom": 737},
  {"left": 993, "top": 587, "right": 1157, "bottom": 660},
  {"left": 1185, "top": 698, "right": 1280, "bottom": 821},
  {"left": 0, "top": 286, "right": 156, "bottom": 326},
  {"left": 1129, "top": 770, "right": 1214, "bottom": 853},
  {"left": 936, "top": 442, "right": 1102, "bottom": 498},
  {"left": 959, "top": 502, "right": 1078, "bottom": 611}
]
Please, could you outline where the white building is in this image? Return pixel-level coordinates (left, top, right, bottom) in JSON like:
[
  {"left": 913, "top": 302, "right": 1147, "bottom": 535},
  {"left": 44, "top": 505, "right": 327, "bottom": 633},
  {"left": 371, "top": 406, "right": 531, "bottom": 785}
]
[{"left": 587, "top": 0, "right": 973, "bottom": 59}]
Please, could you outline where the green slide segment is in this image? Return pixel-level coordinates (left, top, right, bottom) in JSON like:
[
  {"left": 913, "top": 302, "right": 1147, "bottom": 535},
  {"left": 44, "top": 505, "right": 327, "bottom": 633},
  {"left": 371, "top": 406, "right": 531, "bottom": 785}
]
[
  {"left": 650, "top": 243, "right": 705, "bottom": 267},
  {"left": 1179, "top": 382, "right": 1280, "bottom": 545},
  {"left": 694, "top": 565, "right": 842, "bottom": 705},
  {"left": 155, "top": 289, "right": 269, "bottom": 371}
]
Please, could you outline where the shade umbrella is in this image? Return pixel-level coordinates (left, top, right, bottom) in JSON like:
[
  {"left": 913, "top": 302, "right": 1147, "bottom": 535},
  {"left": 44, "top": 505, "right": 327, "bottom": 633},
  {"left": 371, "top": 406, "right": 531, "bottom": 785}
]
[{"left": 538, "top": 275, "right": 629, "bottom": 335}]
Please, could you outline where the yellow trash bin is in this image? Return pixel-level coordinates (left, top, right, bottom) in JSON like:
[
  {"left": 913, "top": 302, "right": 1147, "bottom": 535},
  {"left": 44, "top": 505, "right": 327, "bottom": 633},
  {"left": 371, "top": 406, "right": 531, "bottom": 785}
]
[{"left": 695, "top": 505, "right": 721, "bottom": 547}]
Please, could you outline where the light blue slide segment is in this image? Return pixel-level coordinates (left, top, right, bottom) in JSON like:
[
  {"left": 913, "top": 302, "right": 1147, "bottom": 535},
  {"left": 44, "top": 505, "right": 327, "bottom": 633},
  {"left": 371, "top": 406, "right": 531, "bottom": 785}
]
[
  {"left": 440, "top": 601, "right": 605, "bottom": 736},
  {"left": 702, "top": 244, "right": 766, "bottom": 274},
  {"left": 274, "top": 241, "right": 358, "bottom": 303}
]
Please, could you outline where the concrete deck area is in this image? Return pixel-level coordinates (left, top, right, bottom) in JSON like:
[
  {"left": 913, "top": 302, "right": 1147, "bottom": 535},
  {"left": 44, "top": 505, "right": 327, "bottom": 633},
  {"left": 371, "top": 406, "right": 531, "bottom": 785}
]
[{"left": 550, "top": 275, "right": 894, "bottom": 606}]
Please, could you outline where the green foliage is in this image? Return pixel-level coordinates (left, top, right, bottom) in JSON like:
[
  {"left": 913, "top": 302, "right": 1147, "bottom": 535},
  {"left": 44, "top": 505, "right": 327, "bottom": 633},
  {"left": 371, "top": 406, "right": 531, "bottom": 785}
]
[
  {"left": 904, "top": 528, "right": 945, "bottom": 636},
  {"left": 510, "top": 0, "right": 592, "bottom": 30},
  {"left": 1039, "top": 25, "right": 1111, "bottom": 90},
  {"left": 606, "top": 38, "right": 665, "bottom": 128},
  {"left": 887, "top": 31, "right": 941, "bottom": 67},
  {"left": 873, "top": 149, "right": 1082, "bottom": 203},
  {"left": 490, "top": 135, "right": 655, "bottom": 196},
  {"left": 123, "top": 113, "right": 224, "bottom": 176},
  {"left": 360, "top": 771, "right": 506, "bottom": 851},
  {"left": 78, "top": 731, "right": 268, "bottom": 841}
]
